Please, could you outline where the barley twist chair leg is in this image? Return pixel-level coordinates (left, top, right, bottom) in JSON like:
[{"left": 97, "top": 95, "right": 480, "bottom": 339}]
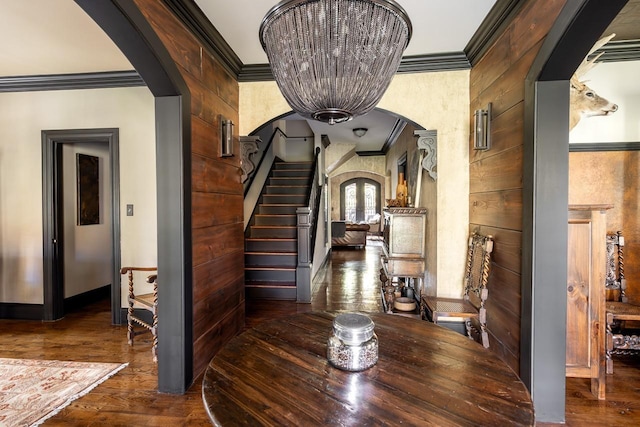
[
  {"left": 152, "top": 333, "right": 158, "bottom": 363},
  {"left": 465, "top": 319, "right": 473, "bottom": 339},
  {"left": 152, "top": 289, "right": 158, "bottom": 363},
  {"left": 127, "top": 307, "right": 134, "bottom": 346},
  {"left": 606, "top": 312, "right": 614, "bottom": 374},
  {"left": 127, "top": 269, "right": 134, "bottom": 346}
]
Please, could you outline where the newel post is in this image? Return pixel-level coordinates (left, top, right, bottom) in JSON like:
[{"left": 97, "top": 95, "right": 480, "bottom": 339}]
[{"left": 296, "top": 207, "right": 312, "bottom": 303}]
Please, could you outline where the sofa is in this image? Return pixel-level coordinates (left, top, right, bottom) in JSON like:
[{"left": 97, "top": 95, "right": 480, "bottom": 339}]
[{"left": 331, "top": 221, "right": 370, "bottom": 248}]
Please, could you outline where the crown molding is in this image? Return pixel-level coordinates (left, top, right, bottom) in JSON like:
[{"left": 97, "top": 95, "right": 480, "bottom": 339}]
[
  {"left": 397, "top": 52, "right": 471, "bottom": 73},
  {"left": 594, "top": 40, "right": 640, "bottom": 62},
  {"left": 6, "top": 1, "right": 636, "bottom": 93},
  {"left": 356, "top": 150, "right": 386, "bottom": 157},
  {"left": 162, "top": 0, "right": 243, "bottom": 78},
  {"left": 0, "top": 71, "right": 145, "bottom": 93},
  {"left": 166, "top": 0, "right": 528, "bottom": 81},
  {"left": 238, "top": 51, "right": 473, "bottom": 82},
  {"left": 238, "top": 64, "right": 274, "bottom": 82},
  {"left": 381, "top": 119, "right": 408, "bottom": 153},
  {"left": 569, "top": 141, "right": 640, "bottom": 152},
  {"left": 465, "top": 0, "right": 525, "bottom": 66}
]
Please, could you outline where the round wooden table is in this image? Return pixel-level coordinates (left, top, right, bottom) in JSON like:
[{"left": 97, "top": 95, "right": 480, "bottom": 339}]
[{"left": 203, "top": 311, "right": 533, "bottom": 426}]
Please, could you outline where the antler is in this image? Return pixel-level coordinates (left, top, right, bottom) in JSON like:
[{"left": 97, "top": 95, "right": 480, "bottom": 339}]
[{"left": 571, "top": 33, "right": 616, "bottom": 88}]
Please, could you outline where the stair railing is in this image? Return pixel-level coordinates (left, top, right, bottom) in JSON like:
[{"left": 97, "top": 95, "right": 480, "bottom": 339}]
[
  {"left": 296, "top": 147, "right": 322, "bottom": 303},
  {"left": 243, "top": 127, "right": 284, "bottom": 196}
]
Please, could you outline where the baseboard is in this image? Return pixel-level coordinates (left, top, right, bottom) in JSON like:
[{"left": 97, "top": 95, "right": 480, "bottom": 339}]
[
  {"left": 64, "top": 285, "right": 111, "bottom": 313},
  {"left": 0, "top": 303, "right": 44, "bottom": 320},
  {"left": 310, "top": 250, "right": 332, "bottom": 298}
]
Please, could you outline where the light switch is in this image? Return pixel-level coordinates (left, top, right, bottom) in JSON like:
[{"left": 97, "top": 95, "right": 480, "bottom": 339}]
[{"left": 126, "top": 204, "right": 134, "bottom": 216}]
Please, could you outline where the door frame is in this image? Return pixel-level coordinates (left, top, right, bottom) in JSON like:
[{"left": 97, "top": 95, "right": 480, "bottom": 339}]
[
  {"left": 42, "top": 128, "right": 121, "bottom": 323},
  {"left": 521, "top": 0, "right": 628, "bottom": 421},
  {"left": 75, "top": 0, "right": 193, "bottom": 393},
  {"left": 339, "top": 178, "right": 381, "bottom": 222}
]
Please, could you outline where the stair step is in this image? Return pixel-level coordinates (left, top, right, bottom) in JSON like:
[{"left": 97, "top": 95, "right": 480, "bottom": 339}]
[
  {"left": 244, "top": 160, "right": 315, "bottom": 301},
  {"left": 245, "top": 267, "right": 296, "bottom": 282},
  {"left": 249, "top": 226, "right": 297, "bottom": 239},
  {"left": 272, "top": 169, "right": 313, "bottom": 178},
  {"left": 262, "top": 194, "right": 307, "bottom": 205},
  {"left": 245, "top": 238, "right": 297, "bottom": 252},
  {"left": 265, "top": 185, "right": 309, "bottom": 195},
  {"left": 269, "top": 177, "right": 310, "bottom": 186},
  {"left": 245, "top": 283, "right": 297, "bottom": 300},
  {"left": 245, "top": 281, "right": 297, "bottom": 288},
  {"left": 245, "top": 252, "right": 297, "bottom": 267},
  {"left": 275, "top": 162, "right": 313, "bottom": 170},
  {"left": 255, "top": 214, "right": 296, "bottom": 226},
  {"left": 259, "top": 204, "right": 304, "bottom": 215}
]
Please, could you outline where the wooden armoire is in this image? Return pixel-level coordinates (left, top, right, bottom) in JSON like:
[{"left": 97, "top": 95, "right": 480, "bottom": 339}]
[{"left": 566, "top": 204, "right": 611, "bottom": 399}]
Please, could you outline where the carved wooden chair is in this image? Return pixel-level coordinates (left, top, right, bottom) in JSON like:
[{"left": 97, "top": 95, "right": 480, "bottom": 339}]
[
  {"left": 605, "top": 231, "right": 640, "bottom": 374},
  {"left": 420, "top": 233, "right": 494, "bottom": 348},
  {"left": 121, "top": 266, "right": 158, "bottom": 362}
]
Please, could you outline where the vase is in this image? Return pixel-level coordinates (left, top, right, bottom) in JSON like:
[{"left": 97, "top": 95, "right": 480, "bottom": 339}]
[{"left": 396, "top": 172, "right": 407, "bottom": 207}]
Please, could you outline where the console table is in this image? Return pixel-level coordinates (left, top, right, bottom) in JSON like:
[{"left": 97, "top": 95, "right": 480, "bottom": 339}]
[
  {"left": 203, "top": 311, "right": 534, "bottom": 426},
  {"left": 380, "top": 207, "right": 427, "bottom": 309}
]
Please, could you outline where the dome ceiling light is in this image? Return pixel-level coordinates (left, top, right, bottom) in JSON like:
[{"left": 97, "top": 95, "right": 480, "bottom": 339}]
[
  {"left": 260, "top": 0, "right": 412, "bottom": 125},
  {"left": 353, "top": 127, "right": 368, "bottom": 137}
]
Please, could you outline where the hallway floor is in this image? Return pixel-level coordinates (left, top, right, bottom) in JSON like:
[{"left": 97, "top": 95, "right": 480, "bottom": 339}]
[{"left": 1, "top": 238, "right": 639, "bottom": 425}]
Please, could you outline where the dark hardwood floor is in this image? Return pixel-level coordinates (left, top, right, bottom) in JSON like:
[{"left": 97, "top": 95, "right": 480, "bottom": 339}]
[{"left": 1, "top": 238, "right": 639, "bottom": 426}]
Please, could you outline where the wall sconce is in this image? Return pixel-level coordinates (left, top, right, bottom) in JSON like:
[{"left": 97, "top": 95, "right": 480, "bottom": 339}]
[
  {"left": 474, "top": 103, "right": 492, "bottom": 150},
  {"left": 220, "top": 115, "right": 234, "bottom": 157}
]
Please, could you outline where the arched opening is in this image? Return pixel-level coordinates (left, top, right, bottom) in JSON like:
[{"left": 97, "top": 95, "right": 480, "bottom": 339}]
[
  {"left": 523, "top": 0, "right": 628, "bottom": 420},
  {"left": 245, "top": 107, "right": 436, "bottom": 296},
  {"left": 340, "top": 178, "right": 381, "bottom": 223},
  {"left": 76, "top": 0, "right": 192, "bottom": 394}
]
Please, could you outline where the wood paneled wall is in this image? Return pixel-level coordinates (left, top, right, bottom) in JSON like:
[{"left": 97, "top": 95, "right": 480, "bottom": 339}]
[
  {"left": 569, "top": 150, "right": 640, "bottom": 305},
  {"left": 469, "top": 0, "right": 567, "bottom": 373},
  {"left": 134, "top": 0, "right": 244, "bottom": 377}
]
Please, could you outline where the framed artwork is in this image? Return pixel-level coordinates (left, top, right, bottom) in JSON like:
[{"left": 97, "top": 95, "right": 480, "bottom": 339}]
[{"left": 77, "top": 153, "right": 100, "bottom": 225}]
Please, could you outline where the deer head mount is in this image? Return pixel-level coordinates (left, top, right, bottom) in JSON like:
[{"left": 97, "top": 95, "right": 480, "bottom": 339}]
[{"left": 570, "top": 33, "right": 618, "bottom": 130}]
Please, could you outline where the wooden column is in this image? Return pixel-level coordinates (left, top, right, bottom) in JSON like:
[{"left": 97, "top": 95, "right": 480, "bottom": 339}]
[{"left": 296, "top": 207, "right": 312, "bottom": 303}]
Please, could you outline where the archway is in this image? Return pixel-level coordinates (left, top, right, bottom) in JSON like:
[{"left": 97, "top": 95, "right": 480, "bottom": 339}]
[
  {"left": 75, "top": 0, "right": 193, "bottom": 394},
  {"left": 246, "top": 108, "right": 441, "bottom": 297},
  {"left": 522, "top": 0, "right": 628, "bottom": 420}
]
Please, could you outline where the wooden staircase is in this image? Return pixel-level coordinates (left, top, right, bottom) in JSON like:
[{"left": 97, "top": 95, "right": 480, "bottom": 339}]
[{"left": 245, "top": 161, "right": 313, "bottom": 300}]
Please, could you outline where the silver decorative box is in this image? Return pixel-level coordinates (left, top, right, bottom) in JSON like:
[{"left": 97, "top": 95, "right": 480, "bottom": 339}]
[{"left": 327, "top": 313, "right": 378, "bottom": 371}]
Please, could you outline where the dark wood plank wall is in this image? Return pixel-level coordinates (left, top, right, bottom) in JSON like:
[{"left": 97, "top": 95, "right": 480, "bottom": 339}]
[
  {"left": 569, "top": 151, "right": 640, "bottom": 305},
  {"left": 469, "top": 0, "right": 567, "bottom": 373},
  {"left": 134, "top": 0, "right": 244, "bottom": 377}
]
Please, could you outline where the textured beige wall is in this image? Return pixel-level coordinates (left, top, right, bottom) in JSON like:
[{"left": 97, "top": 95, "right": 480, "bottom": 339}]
[
  {"left": 238, "top": 82, "right": 289, "bottom": 136},
  {"left": 332, "top": 153, "right": 386, "bottom": 177},
  {"left": 62, "top": 143, "right": 112, "bottom": 298},
  {"left": 329, "top": 170, "right": 386, "bottom": 222},
  {"left": 239, "top": 70, "right": 470, "bottom": 297},
  {"left": 325, "top": 142, "right": 356, "bottom": 171},
  {"left": 0, "top": 87, "right": 156, "bottom": 304}
]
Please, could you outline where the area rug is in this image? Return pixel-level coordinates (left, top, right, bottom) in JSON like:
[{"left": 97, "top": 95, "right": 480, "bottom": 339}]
[{"left": 0, "top": 358, "right": 127, "bottom": 427}]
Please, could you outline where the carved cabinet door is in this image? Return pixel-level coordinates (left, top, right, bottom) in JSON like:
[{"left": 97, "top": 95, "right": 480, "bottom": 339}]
[{"left": 566, "top": 205, "right": 609, "bottom": 400}]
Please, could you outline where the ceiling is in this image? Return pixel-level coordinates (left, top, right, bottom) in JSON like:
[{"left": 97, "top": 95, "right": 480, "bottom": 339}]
[
  {"left": 193, "top": 0, "right": 496, "bottom": 152},
  {"left": 1, "top": 0, "right": 638, "bottom": 153},
  {"left": 195, "top": 0, "right": 497, "bottom": 65}
]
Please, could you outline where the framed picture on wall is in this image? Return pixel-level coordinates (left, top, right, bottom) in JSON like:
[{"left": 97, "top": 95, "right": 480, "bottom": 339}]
[{"left": 77, "top": 153, "right": 100, "bottom": 225}]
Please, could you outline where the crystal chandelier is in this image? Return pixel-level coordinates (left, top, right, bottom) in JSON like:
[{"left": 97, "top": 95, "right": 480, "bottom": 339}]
[{"left": 260, "top": 0, "right": 412, "bottom": 125}]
